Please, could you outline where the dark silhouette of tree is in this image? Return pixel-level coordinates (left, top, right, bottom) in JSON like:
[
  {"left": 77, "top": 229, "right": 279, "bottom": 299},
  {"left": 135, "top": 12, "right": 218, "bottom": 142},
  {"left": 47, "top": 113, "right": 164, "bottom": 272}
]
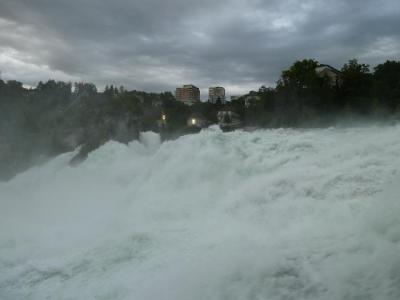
[
  {"left": 373, "top": 60, "right": 400, "bottom": 111},
  {"left": 341, "top": 59, "right": 372, "bottom": 97},
  {"left": 3, "top": 57, "right": 400, "bottom": 180},
  {"left": 74, "top": 82, "right": 97, "bottom": 98},
  {"left": 277, "top": 59, "right": 322, "bottom": 91}
]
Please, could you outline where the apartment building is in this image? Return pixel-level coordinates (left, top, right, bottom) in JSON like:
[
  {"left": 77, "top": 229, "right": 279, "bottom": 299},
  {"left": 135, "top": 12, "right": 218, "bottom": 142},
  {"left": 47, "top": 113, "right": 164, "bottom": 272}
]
[
  {"left": 175, "top": 84, "right": 200, "bottom": 105},
  {"left": 208, "top": 86, "right": 226, "bottom": 104}
]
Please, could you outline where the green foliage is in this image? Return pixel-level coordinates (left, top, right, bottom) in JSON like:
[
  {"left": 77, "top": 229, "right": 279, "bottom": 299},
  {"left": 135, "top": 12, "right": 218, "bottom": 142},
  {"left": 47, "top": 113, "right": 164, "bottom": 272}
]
[
  {"left": 74, "top": 82, "right": 97, "bottom": 98},
  {"left": 104, "top": 91, "right": 143, "bottom": 115},
  {"left": 236, "top": 58, "right": 400, "bottom": 127},
  {"left": 2, "top": 57, "right": 400, "bottom": 179},
  {"left": 229, "top": 98, "right": 245, "bottom": 118},
  {"left": 278, "top": 59, "right": 322, "bottom": 91},
  {"left": 373, "top": 60, "right": 400, "bottom": 110},
  {"left": 161, "top": 96, "right": 190, "bottom": 131},
  {"left": 341, "top": 59, "right": 372, "bottom": 97}
]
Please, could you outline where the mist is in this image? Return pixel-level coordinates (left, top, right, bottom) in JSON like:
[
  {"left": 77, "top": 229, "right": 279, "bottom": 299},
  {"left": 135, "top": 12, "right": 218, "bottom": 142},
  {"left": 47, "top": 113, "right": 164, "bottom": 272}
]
[{"left": 1, "top": 126, "right": 400, "bottom": 299}]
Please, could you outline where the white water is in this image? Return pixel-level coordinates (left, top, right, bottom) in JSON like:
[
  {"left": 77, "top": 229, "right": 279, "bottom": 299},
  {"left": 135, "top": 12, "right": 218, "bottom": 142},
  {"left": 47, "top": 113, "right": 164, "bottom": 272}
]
[{"left": 1, "top": 126, "right": 400, "bottom": 299}]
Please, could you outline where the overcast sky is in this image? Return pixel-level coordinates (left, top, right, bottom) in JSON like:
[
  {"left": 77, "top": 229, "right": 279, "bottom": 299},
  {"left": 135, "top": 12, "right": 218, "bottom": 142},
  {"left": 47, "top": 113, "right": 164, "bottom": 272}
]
[{"left": 0, "top": 0, "right": 399, "bottom": 97}]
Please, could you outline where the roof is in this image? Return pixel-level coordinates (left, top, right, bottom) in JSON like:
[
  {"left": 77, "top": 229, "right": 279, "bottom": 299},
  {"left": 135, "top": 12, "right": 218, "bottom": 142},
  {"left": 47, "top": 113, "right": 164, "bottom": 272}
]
[
  {"left": 182, "top": 84, "right": 199, "bottom": 89},
  {"left": 316, "top": 64, "right": 342, "bottom": 75}
]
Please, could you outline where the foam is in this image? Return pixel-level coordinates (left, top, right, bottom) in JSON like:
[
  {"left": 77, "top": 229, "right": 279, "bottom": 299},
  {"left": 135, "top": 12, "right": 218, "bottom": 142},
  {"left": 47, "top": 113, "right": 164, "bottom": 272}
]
[{"left": 1, "top": 125, "right": 400, "bottom": 299}]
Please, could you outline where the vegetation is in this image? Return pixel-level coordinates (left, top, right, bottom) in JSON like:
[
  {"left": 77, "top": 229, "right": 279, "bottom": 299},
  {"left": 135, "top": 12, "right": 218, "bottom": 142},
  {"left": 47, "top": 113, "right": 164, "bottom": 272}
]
[
  {"left": 1, "top": 58, "right": 400, "bottom": 179},
  {"left": 233, "top": 59, "right": 400, "bottom": 127}
]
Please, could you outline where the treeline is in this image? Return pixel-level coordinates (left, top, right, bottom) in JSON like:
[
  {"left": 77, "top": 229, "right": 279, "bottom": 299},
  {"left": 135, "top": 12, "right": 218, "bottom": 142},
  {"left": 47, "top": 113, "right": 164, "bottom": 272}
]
[
  {"left": 234, "top": 59, "right": 400, "bottom": 127},
  {"left": 0, "top": 80, "right": 195, "bottom": 179},
  {"left": 1, "top": 58, "right": 400, "bottom": 179}
]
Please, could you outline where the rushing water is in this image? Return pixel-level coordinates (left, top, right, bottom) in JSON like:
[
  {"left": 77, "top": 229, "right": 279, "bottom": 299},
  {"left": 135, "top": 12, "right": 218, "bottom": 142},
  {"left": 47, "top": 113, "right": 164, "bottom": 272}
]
[{"left": 1, "top": 126, "right": 400, "bottom": 300}]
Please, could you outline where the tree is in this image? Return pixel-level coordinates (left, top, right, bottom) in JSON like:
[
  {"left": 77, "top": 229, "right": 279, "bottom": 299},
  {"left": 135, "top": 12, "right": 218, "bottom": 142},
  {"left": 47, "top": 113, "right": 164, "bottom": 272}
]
[
  {"left": 277, "top": 59, "right": 322, "bottom": 91},
  {"left": 6, "top": 80, "right": 23, "bottom": 90},
  {"left": 373, "top": 60, "right": 400, "bottom": 110},
  {"left": 36, "top": 80, "right": 72, "bottom": 99},
  {"left": 0, "top": 80, "right": 25, "bottom": 98},
  {"left": 275, "top": 59, "right": 335, "bottom": 121},
  {"left": 74, "top": 82, "right": 97, "bottom": 98},
  {"left": 341, "top": 59, "right": 372, "bottom": 97},
  {"left": 258, "top": 86, "right": 276, "bottom": 112}
]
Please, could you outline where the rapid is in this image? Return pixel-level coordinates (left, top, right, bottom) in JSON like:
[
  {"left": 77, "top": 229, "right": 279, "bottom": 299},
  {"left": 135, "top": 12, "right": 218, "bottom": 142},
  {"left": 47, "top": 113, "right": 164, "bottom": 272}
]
[{"left": 1, "top": 125, "right": 400, "bottom": 300}]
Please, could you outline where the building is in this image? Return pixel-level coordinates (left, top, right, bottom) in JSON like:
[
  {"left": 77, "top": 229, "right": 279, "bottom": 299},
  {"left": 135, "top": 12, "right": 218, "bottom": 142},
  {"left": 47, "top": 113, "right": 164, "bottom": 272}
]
[
  {"left": 315, "top": 64, "right": 343, "bottom": 88},
  {"left": 158, "top": 112, "right": 167, "bottom": 128},
  {"left": 217, "top": 109, "right": 241, "bottom": 131},
  {"left": 175, "top": 84, "right": 200, "bottom": 105},
  {"left": 243, "top": 95, "right": 260, "bottom": 108},
  {"left": 186, "top": 114, "right": 208, "bottom": 128},
  {"left": 209, "top": 86, "right": 226, "bottom": 104}
]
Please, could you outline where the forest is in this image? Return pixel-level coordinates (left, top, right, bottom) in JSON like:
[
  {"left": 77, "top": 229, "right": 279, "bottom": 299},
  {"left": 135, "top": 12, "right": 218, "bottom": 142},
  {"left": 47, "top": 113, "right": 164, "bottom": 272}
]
[{"left": 1, "top": 59, "right": 400, "bottom": 180}]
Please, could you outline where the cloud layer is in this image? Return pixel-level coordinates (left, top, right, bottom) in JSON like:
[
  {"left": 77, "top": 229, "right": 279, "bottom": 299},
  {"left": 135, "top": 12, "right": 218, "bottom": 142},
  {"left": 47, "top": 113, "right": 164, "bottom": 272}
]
[{"left": 0, "top": 0, "right": 399, "bottom": 96}]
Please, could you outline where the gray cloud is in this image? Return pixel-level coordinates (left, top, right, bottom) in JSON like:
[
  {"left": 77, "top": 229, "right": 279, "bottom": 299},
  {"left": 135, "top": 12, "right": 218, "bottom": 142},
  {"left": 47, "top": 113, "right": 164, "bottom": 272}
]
[{"left": 0, "top": 0, "right": 399, "bottom": 96}]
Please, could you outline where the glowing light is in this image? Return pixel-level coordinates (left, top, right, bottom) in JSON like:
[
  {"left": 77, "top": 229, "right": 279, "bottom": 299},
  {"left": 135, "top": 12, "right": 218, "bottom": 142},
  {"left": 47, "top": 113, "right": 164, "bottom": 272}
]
[
  {"left": 162, "top": 114, "right": 166, "bottom": 121},
  {"left": 191, "top": 118, "right": 197, "bottom": 125}
]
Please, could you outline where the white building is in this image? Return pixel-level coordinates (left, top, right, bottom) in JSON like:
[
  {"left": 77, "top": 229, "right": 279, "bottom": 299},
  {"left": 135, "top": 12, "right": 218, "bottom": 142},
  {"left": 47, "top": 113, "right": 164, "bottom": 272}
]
[
  {"left": 315, "top": 64, "right": 343, "bottom": 87},
  {"left": 209, "top": 86, "right": 226, "bottom": 104}
]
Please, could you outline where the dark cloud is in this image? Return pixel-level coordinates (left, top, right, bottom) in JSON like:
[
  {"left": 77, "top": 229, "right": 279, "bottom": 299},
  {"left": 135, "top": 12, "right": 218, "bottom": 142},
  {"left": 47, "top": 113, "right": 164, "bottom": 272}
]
[{"left": 0, "top": 0, "right": 399, "bottom": 96}]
